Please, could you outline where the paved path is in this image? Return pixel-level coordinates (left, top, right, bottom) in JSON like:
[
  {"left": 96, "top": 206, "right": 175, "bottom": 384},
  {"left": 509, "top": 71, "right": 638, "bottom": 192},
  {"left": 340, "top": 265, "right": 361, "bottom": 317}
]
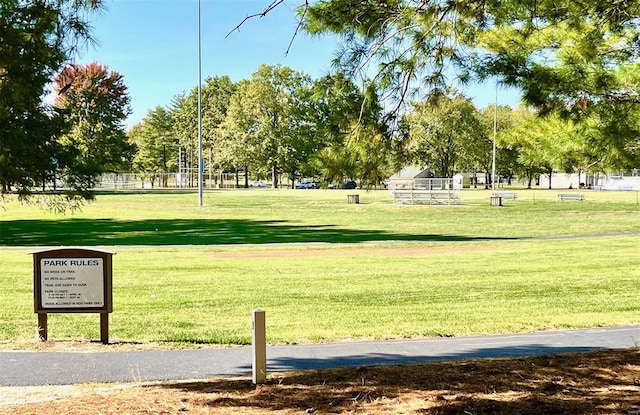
[{"left": 1, "top": 325, "right": 639, "bottom": 387}]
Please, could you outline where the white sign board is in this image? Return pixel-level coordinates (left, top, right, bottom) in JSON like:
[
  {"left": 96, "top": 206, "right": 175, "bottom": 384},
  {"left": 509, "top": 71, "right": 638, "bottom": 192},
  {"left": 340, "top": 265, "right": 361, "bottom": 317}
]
[{"left": 40, "top": 258, "right": 105, "bottom": 308}]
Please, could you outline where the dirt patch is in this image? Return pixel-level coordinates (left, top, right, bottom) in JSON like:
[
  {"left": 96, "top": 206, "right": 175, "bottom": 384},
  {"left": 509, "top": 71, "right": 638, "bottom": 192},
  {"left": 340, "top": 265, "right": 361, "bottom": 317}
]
[
  {"left": 212, "top": 244, "right": 492, "bottom": 259},
  {"left": 3, "top": 348, "right": 639, "bottom": 414}
]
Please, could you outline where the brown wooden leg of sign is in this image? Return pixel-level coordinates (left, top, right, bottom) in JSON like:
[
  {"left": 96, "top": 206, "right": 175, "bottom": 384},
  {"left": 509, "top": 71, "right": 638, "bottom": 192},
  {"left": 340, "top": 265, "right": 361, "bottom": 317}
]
[
  {"left": 37, "top": 313, "right": 48, "bottom": 341},
  {"left": 100, "top": 313, "right": 109, "bottom": 345}
]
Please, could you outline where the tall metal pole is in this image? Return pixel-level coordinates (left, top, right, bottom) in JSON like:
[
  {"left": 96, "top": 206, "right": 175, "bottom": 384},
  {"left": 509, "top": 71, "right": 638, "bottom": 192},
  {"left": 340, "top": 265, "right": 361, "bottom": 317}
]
[
  {"left": 492, "top": 83, "right": 497, "bottom": 191},
  {"left": 197, "top": 0, "right": 203, "bottom": 206}
]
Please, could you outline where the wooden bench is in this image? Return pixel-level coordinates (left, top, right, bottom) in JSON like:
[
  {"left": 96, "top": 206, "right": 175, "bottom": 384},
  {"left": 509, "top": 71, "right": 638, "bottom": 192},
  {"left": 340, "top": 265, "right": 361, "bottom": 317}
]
[
  {"left": 558, "top": 193, "right": 585, "bottom": 201},
  {"left": 492, "top": 192, "right": 518, "bottom": 200}
]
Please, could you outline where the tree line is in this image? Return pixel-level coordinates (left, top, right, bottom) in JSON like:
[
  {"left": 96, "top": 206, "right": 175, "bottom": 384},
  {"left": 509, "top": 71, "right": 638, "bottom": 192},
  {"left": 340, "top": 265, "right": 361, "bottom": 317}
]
[
  {"left": 3, "top": 0, "right": 640, "bottom": 207},
  {"left": 130, "top": 70, "right": 639, "bottom": 190}
]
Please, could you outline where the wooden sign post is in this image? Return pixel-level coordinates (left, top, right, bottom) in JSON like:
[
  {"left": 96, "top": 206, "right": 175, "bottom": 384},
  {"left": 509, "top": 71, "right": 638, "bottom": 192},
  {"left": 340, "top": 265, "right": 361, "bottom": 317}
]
[
  {"left": 252, "top": 309, "right": 267, "bottom": 384},
  {"left": 33, "top": 248, "right": 114, "bottom": 344}
]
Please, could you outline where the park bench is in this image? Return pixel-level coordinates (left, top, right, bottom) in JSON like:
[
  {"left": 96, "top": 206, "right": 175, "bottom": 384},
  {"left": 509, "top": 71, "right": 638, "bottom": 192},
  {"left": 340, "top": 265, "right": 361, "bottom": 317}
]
[
  {"left": 492, "top": 192, "right": 518, "bottom": 200},
  {"left": 558, "top": 193, "right": 585, "bottom": 202}
]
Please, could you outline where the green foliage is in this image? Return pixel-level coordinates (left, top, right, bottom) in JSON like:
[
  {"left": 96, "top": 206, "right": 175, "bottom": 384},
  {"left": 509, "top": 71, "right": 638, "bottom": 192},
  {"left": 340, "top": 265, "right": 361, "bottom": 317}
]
[
  {"left": 217, "top": 65, "right": 319, "bottom": 187},
  {"left": 129, "top": 106, "right": 178, "bottom": 186},
  {"left": 310, "top": 145, "right": 356, "bottom": 185},
  {"left": 201, "top": 75, "right": 236, "bottom": 148},
  {"left": 307, "top": 74, "right": 392, "bottom": 186},
  {"left": 499, "top": 106, "right": 618, "bottom": 187},
  {"left": 300, "top": 0, "right": 640, "bottom": 163},
  {"left": 477, "top": 104, "right": 519, "bottom": 182},
  {"left": 124, "top": 1, "right": 640, "bottom": 189},
  {"left": 309, "top": 73, "right": 367, "bottom": 146},
  {"left": 169, "top": 75, "right": 236, "bottom": 177},
  {"left": 215, "top": 79, "right": 260, "bottom": 178},
  {"left": 0, "top": 0, "right": 105, "bottom": 203},
  {"left": 401, "top": 91, "right": 485, "bottom": 177},
  {"left": 168, "top": 91, "right": 198, "bottom": 183},
  {"left": 477, "top": 14, "right": 640, "bottom": 165},
  {"left": 54, "top": 62, "right": 134, "bottom": 177}
]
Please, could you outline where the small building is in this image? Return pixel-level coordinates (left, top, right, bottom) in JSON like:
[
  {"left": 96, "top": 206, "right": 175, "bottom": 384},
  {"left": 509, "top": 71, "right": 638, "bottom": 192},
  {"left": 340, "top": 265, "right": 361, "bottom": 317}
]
[
  {"left": 388, "top": 166, "right": 435, "bottom": 181},
  {"left": 535, "top": 172, "right": 611, "bottom": 189},
  {"left": 601, "top": 175, "right": 640, "bottom": 191},
  {"left": 535, "top": 173, "right": 582, "bottom": 189}
]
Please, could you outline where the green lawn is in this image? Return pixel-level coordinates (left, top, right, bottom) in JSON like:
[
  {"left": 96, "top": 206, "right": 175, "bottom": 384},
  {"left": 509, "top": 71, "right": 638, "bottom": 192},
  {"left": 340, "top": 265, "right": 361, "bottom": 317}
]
[
  {"left": 1, "top": 189, "right": 639, "bottom": 347},
  {"left": 2, "top": 188, "right": 639, "bottom": 245}
]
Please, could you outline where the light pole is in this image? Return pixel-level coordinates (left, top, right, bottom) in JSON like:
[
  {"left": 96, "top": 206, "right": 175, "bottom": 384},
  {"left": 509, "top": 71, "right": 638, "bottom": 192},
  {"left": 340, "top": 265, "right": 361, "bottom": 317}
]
[
  {"left": 492, "top": 83, "right": 497, "bottom": 191},
  {"left": 197, "top": 0, "right": 203, "bottom": 206}
]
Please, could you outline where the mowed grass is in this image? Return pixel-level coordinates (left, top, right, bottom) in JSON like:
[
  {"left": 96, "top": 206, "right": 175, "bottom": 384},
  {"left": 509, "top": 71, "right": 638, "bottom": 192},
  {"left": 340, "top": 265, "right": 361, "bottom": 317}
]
[
  {"left": 1, "top": 188, "right": 640, "bottom": 245},
  {"left": 1, "top": 188, "right": 639, "bottom": 347}
]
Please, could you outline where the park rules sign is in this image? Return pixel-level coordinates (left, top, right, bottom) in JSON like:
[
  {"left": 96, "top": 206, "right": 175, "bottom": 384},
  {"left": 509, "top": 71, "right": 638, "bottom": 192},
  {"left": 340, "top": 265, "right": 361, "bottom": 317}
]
[
  {"left": 33, "top": 248, "right": 114, "bottom": 313},
  {"left": 40, "top": 257, "right": 105, "bottom": 308}
]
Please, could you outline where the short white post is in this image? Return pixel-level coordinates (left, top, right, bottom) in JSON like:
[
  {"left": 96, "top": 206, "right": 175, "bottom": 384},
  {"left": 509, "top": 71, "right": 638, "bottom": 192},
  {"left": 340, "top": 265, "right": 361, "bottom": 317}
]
[{"left": 252, "top": 308, "right": 267, "bottom": 384}]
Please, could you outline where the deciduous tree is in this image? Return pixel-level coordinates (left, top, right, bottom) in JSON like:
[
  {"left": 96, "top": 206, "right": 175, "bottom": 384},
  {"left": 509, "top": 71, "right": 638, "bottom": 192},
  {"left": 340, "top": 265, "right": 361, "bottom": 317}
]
[
  {"left": 53, "top": 62, "right": 134, "bottom": 182},
  {"left": 129, "top": 106, "right": 178, "bottom": 187},
  {"left": 401, "top": 91, "right": 483, "bottom": 178},
  {"left": 169, "top": 76, "right": 236, "bottom": 186},
  {"left": 219, "top": 65, "right": 317, "bottom": 188},
  {"left": 239, "top": 0, "right": 640, "bottom": 162}
]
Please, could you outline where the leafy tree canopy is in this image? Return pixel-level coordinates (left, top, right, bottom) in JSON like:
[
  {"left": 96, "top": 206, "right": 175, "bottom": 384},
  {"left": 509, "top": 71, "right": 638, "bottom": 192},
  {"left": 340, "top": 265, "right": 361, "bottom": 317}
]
[
  {"left": 0, "top": 0, "right": 105, "bottom": 206},
  {"left": 54, "top": 62, "right": 133, "bottom": 175},
  {"left": 298, "top": 0, "right": 640, "bottom": 106},
  {"left": 293, "top": 0, "right": 640, "bottom": 163}
]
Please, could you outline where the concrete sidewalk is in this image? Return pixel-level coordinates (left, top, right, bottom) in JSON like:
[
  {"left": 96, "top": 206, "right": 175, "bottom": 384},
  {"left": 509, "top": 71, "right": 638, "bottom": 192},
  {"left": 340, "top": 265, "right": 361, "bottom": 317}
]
[{"left": 1, "top": 325, "right": 639, "bottom": 387}]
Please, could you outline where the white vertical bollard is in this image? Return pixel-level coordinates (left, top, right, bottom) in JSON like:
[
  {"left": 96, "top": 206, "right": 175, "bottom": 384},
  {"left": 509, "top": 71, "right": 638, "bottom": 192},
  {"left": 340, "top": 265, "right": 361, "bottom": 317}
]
[{"left": 252, "top": 308, "right": 267, "bottom": 384}]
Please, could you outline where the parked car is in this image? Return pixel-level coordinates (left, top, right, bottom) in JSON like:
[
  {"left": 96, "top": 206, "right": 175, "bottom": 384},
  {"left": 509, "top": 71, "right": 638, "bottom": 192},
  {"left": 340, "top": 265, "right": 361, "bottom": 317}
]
[
  {"left": 295, "top": 181, "right": 318, "bottom": 189},
  {"left": 250, "top": 180, "right": 267, "bottom": 188},
  {"left": 328, "top": 180, "right": 356, "bottom": 189},
  {"left": 343, "top": 180, "right": 357, "bottom": 189}
]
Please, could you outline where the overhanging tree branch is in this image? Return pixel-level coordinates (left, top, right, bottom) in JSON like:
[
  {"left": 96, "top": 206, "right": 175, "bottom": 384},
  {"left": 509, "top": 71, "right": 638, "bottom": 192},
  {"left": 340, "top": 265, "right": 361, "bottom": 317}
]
[{"left": 226, "top": 1, "right": 310, "bottom": 56}]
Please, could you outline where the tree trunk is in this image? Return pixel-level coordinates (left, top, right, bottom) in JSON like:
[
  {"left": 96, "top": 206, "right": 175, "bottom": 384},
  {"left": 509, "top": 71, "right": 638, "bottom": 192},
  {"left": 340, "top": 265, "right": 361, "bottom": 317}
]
[
  {"left": 271, "top": 164, "right": 278, "bottom": 188},
  {"left": 577, "top": 168, "right": 582, "bottom": 188},
  {"left": 292, "top": 168, "right": 296, "bottom": 189}
]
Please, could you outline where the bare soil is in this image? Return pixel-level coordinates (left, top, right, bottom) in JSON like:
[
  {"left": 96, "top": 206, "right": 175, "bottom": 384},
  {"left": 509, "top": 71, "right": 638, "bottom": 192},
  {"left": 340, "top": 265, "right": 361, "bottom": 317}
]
[
  {"left": 2, "top": 348, "right": 639, "bottom": 414},
  {"left": 211, "top": 244, "right": 494, "bottom": 259}
]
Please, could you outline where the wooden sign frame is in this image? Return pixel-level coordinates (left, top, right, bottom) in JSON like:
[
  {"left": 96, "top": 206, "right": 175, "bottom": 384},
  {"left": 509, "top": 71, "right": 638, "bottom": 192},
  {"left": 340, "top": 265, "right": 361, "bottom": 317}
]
[{"left": 33, "top": 248, "right": 114, "bottom": 344}]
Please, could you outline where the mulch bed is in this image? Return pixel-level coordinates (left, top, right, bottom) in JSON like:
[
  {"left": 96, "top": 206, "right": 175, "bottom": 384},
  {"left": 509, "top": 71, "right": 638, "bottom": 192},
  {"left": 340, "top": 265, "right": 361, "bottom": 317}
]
[{"left": 3, "top": 348, "right": 639, "bottom": 414}]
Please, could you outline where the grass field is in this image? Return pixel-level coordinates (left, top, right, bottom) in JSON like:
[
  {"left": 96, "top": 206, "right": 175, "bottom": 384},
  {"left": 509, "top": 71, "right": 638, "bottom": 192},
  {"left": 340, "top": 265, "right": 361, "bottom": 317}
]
[{"left": 1, "top": 188, "right": 639, "bottom": 347}]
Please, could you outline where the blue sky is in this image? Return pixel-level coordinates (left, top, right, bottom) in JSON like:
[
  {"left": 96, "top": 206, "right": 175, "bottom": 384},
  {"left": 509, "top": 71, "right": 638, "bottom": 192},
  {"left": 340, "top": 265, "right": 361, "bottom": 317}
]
[{"left": 77, "top": 0, "right": 521, "bottom": 128}]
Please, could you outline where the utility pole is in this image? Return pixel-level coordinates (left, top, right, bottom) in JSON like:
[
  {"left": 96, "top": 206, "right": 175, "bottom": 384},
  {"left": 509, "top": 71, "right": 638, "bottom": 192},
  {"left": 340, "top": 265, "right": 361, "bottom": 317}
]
[
  {"left": 492, "top": 83, "right": 497, "bottom": 191},
  {"left": 197, "top": 0, "right": 203, "bottom": 206}
]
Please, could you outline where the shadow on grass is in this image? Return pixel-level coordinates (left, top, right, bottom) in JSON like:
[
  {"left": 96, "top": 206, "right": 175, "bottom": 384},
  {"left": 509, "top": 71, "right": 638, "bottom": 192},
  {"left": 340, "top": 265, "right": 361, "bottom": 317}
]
[{"left": 0, "top": 218, "right": 512, "bottom": 246}]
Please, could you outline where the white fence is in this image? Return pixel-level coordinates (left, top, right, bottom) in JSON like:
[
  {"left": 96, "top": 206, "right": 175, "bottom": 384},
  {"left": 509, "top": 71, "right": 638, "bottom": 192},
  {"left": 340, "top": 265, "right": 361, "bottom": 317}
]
[{"left": 94, "top": 173, "right": 245, "bottom": 190}]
